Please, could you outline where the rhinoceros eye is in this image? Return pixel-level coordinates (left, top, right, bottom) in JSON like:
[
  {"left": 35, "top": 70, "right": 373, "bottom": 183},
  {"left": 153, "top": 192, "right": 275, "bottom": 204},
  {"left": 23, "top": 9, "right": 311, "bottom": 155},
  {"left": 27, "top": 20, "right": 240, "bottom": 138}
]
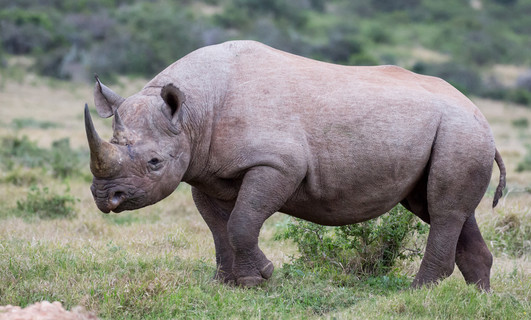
[{"left": 148, "top": 158, "right": 163, "bottom": 171}]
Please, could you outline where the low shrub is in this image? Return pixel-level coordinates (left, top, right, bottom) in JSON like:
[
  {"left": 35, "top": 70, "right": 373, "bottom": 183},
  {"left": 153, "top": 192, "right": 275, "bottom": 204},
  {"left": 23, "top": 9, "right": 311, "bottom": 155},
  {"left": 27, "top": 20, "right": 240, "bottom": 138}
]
[
  {"left": 0, "top": 135, "right": 86, "bottom": 179},
  {"left": 348, "top": 52, "right": 380, "bottom": 66},
  {"left": 482, "top": 87, "right": 531, "bottom": 107},
  {"left": 1, "top": 167, "right": 43, "bottom": 186},
  {"left": 507, "top": 88, "right": 531, "bottom": 106},
  {"left": 0, "top": 135, "right": 45, "bottom": 170},
  {"left": 365, "top": 25, "right": 393, "bottom": 44},
  {"left": 49, "top": 138, "right": 82, "bottom": 179},
  {"left": 13, "top": 185, "right": 78, "bottom": 220},
  {"left": 276, "top": 205, "right": 428, "bottom": 277}
]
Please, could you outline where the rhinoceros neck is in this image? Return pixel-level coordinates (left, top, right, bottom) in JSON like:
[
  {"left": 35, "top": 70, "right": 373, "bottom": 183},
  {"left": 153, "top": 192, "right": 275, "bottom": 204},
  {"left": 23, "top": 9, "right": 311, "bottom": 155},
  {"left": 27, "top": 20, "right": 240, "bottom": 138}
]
[
  {"left": 148, "top": 48, "right": 238, "bottom": 184},
  {"left": 179, "top": 103, "right": 215, "bottom": 183}
]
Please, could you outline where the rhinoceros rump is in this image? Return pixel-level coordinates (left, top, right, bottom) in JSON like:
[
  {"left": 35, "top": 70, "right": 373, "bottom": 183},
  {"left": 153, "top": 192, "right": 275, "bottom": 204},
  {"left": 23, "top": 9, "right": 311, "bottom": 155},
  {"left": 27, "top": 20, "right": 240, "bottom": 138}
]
[{"left": 85, "top": 40, "right": 505, "bottom": 290}]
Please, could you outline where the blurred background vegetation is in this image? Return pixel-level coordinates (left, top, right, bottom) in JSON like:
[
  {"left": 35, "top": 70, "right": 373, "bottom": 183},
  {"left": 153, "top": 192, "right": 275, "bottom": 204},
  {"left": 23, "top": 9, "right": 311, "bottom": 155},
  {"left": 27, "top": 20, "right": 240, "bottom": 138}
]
[{"left": 1, "top": 0, "right": 531, "bottom": 105}]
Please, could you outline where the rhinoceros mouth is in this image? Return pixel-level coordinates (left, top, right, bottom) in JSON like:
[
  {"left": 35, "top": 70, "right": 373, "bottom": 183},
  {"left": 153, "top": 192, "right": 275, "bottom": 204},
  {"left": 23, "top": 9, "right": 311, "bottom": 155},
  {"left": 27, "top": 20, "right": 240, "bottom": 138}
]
[
  {"left": 91, "top": 184, "right": 148, "bottom": 213},
  {"left": 95, "top": 195, "right": 147, "bottom": 213},
  {"left": 109, "top": 195, "right": 149, "bottom": 213}
]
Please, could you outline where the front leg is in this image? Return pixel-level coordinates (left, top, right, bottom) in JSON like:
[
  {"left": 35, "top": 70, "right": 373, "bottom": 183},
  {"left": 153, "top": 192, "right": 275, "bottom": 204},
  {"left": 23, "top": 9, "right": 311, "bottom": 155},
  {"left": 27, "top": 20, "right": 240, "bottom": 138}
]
[
  {"left": 228, "top": 166, "right": 302, "bottom": 287},
  {"left": 192, "top": 187, "right": 236, "bottom": 283}
]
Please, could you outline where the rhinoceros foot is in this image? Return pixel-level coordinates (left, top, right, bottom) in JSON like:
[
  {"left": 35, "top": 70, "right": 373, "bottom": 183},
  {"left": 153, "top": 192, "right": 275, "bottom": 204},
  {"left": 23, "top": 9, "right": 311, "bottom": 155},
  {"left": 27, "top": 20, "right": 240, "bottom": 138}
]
[
  {"left": 236, "top": 261, "right": 274, "bottom": 287},
  {"left": 237, "top": 276, "right": 265, "bottom": 287},
  {"left": 214, "top": 269, "right": 237, "bottom": 285}
]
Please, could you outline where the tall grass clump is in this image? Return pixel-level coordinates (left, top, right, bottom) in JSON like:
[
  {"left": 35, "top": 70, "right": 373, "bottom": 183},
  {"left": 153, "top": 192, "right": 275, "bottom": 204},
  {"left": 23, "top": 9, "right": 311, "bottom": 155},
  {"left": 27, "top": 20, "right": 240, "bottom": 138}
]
[
  {"left": 485, "top": 210, "right": 531, "bottom": 258},
  {"left": 276, "top": 205, "right": 428, "bottom": 277}
]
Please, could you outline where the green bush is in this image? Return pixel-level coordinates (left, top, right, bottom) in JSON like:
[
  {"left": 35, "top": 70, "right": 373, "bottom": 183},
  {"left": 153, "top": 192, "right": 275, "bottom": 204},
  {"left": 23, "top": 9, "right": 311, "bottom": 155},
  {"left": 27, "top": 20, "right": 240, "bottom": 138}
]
[
  {"left": 1, "top": 167, "right": 43, "bottom": 186},
  {"left": 365, "top": 25, "right": 393, "bottom": 44},
  {"left": 318, "top": 32, "right": 364, "bottom": 64},
  {"left": 0, "top": 136, "right": 46, "bottom": 170},
  {"left": 0, "top": 8, "right": 58, "bottom": 54},
  {"left": 49, "top": 138, "right": 82, "bottom": 179},
  {"left": 0, "top": 136, "right": 86, "bottom": 179},
  {"left": 507, "top": 89, "right": 531, "bottom": 106},
  {"left": 348, "top": 52, "right": 380, "bottom": 66},
  {"left": 13, "top": 185, "right": 78, "bottom": 220},
  {"left": 276, "top": 205, "right": 428, "bottom": 276},
  {"left": 479, "top": 87, "right": 531, "bottom": 107}
]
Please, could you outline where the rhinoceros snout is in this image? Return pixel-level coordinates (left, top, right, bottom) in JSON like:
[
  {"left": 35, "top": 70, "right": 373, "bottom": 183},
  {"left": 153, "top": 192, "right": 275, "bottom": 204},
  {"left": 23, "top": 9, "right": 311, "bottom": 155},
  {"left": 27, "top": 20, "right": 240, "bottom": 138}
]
[{"left": 90, "top": 184, "right": 127, "bottom": 213}]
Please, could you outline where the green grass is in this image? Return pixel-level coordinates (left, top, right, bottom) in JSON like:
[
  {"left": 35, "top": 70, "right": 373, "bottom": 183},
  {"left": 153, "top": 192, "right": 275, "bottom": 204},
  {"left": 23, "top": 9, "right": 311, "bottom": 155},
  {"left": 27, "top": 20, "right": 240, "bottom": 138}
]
[
  {"left": 1, "top": 231, "right": 529, "bottom": 319},
  {"left": 333, "top": 276, "right": 530, "bottom": 319}
]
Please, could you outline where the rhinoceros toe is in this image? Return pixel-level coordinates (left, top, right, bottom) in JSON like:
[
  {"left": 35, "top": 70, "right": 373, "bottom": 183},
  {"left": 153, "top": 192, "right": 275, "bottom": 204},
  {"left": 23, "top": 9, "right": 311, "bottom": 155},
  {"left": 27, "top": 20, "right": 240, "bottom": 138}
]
[
  {"left": 213, "top": 269, "right": 236, "bottom": 285},
  {"left": 260, "top": 261, "right": 274, "bottom": 279},
  {"left": 237, "top": 276, "right": 265, "bottom": 287},
  {"left": 236, "top": 261, "right": 274, "bottom": 287}
]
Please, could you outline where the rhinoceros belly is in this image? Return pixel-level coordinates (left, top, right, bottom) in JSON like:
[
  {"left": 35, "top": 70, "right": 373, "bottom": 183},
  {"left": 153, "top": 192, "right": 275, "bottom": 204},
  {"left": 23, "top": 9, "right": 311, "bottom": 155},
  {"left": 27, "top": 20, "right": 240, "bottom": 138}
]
[{"left": 279, "top": 105, "right": 438, "bottom": 226}]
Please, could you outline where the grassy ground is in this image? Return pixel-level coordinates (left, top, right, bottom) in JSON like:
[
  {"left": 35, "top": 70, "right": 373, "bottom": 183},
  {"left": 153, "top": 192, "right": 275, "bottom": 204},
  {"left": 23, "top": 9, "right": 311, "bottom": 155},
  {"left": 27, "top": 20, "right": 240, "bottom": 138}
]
[{"left": 0, "top": 67, "right": 529, "bottom": 319}]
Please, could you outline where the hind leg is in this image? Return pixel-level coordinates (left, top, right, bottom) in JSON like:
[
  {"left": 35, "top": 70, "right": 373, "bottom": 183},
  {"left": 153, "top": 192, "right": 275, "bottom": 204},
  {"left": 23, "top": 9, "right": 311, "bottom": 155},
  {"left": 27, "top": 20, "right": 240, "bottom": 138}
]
[
  {"left": 402, "top": 175, "right": 464, "bottom": 288},
  {"left": 412, "top": 143, "right": 493, "bottom": 288},
  {"left": 411, "top": 213, "right": 465, "bottom": 288},
  {"left": 403, "top": 194, "right": 464, "bottom": 288},
  {"left": 455, "top": 214, "right": 493, "bottom": 291}
]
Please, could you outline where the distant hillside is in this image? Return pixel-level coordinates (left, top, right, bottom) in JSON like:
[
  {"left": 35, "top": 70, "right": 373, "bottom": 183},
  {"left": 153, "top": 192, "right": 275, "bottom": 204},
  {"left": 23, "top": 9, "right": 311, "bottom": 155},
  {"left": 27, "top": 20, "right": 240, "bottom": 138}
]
[{"left": 1, "top": 0, "right": 530, "bottom": 105}]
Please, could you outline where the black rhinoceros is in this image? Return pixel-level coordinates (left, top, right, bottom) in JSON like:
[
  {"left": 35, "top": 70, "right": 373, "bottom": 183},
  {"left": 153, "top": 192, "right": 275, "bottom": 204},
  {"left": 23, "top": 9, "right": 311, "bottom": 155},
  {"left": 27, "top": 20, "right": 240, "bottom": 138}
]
[{"left": 85, "top": 40, "right": 505, "bottom": 290}]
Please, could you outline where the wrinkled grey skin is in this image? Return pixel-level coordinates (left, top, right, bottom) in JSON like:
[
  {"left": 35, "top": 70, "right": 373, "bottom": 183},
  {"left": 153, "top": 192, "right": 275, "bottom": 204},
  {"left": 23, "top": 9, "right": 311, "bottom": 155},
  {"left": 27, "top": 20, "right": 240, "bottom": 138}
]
[{"left": 86, "top": 40, "right": 506, "bottom": 290}]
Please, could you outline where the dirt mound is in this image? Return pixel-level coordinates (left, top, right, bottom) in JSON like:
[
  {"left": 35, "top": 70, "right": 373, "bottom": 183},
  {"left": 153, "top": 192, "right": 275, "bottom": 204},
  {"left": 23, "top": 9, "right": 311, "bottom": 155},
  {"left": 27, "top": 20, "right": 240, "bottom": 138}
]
[{"left": 0, "top": 301, "right": 98, "bottom": 320}]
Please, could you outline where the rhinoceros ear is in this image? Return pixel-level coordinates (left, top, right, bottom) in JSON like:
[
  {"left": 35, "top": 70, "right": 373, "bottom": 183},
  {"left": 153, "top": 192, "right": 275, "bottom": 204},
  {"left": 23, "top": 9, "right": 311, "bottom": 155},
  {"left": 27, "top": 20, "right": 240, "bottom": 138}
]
[
  {"left": 94, "top": 75, "right": 125, "bottom": 118},
  {"left": 161, "top": 84, "right": 186, "bottom": 124}
]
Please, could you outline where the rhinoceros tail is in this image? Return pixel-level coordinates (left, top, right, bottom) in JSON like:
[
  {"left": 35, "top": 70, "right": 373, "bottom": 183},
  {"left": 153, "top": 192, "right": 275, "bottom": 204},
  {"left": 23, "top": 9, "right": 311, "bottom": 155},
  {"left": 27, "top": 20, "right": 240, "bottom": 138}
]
[{"left": 492, "top": 148, "right": 506, "bottom": 208}]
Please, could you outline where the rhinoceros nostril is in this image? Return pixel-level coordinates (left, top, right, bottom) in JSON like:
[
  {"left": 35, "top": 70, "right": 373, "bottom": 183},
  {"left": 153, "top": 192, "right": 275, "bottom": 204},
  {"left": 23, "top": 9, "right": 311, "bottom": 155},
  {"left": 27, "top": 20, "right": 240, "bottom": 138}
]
[{"left": 108, "top": 191, "right": 125, "bottom": 210}]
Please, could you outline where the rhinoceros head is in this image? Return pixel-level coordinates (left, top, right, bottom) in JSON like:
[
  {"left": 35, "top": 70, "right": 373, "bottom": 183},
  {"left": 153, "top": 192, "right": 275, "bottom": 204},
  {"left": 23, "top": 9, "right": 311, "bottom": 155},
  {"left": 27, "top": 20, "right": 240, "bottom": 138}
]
[{"left": 85, "top": 77, "right": 190, "bottom": 213}]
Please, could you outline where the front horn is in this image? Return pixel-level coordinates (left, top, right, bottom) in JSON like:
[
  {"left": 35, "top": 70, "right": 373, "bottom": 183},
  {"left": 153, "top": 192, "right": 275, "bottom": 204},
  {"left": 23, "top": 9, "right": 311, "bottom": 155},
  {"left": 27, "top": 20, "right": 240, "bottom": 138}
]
[{"left": 84, "top": 104, "right": 122, "bottom": 178}]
